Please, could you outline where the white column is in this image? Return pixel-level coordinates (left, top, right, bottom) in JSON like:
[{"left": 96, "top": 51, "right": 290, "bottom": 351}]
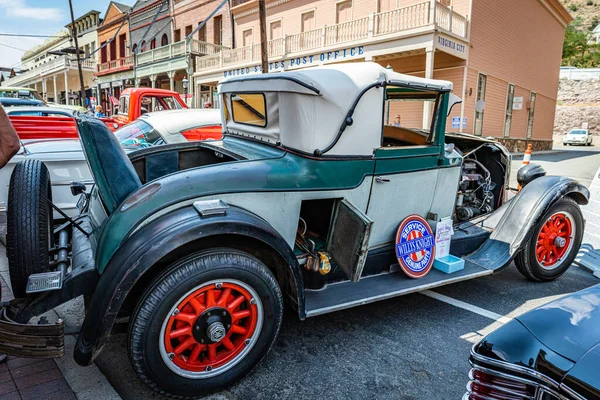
[
  {"left": 150, "top": 74, "right": 156, "bottom": 88},
  {"left": 422, "top": 49, "right": 435, "bottom": 129},
  {"left": 53, "top": 75, "right": 58, "bottom": 103},
  {"left": 167, "top": 71, "right": 175, "bottom": 91},
  {"left": 64, "top": 71, "right": 69, "bottom": 105},
  {"left": 41, "top": 78, "right": 48, "bottom": 102}
]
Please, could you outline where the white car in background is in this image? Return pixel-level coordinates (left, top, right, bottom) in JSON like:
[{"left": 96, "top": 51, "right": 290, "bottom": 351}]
[
  {"left": 0, "top": 109, "right": 221, "bottom": 241},
  {"left": 563, "top": 128, "right": 593, "bottom": 146}
]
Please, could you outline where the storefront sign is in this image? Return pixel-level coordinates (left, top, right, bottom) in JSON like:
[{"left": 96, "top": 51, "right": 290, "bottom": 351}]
[
  {"left": 435, "top": 34, "right": 467, "bottom": 59},
  {"left": 513, "top": 97, "right": 523, "bottom": 110},
  {"left": 223, "top": 46, "right": 365, "bottom": 78}
]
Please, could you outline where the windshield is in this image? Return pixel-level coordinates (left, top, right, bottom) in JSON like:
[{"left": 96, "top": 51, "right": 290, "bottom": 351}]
[
  {"left": 115, "top": 120, "right": 165, "bottom": 149},
  {"left": 569, "top": 130, "right": 587, "bottom": 135},
  {"left": 0, "top": 89, "right": 42, "bottom": 100}
]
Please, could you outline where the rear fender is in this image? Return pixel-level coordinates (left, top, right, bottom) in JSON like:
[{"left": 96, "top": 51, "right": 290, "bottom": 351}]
[
  {"left": 73, "top": 204, "right": 302, "bottom": 366},
  {"left": 466, "top": 176, "right": 589, "bottom": 270}
]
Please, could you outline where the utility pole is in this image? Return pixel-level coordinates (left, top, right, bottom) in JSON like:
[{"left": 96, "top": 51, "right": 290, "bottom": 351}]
[
  {"left": 258, "top": 0, "right": 268, "bottom": 74},
  {"left": 68, "top": 0, "right": 86, "bottom": 107}
]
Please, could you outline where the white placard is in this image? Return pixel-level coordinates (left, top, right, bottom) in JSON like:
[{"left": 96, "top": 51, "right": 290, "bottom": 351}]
[
  {"left": 435, "top": 217, "right": 454, "bottom": 259},
  {"left": 513, "top": 97, "right": 523, "bottom": 110}
]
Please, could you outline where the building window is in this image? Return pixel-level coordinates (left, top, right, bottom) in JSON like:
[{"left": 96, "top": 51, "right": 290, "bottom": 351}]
[
  {"left": 378, "top": 0, "right": 396, "bottom": 12},
  {"left": 100, "top": 42, "right": 107, "bottom": 63},
  {"left": 301, "top": 10, "right": 315, "bottom": 32},
  {"left": 336, "top": 0, "right": 353, "bottom": 24},
  {"left": 132, "top": 43, "right": 138, "bottom": 54},
  {"left": 119, "top": 34, "right": 126, "bottom": 58},
  {"left": 526, "top": 92, "right": 536, "bottom": 139},
  {"left": 473, "top": 73, "right": 487, "bottom": 136},
  {"left": 198, "top": 23, "right": 206, "bottom": 42},
  {"left": 242, "top": 28, "right": 253, "bottom": 47},
  {"left": 110, "top": 40, "right": 117, "bottom": 61},
  {"left": 161, "top": 34, "right": 169, "bottom": 46},
  {"left": 150, "top": 39, "right": 156, "bottom": 49},
  {"left": 214, "top": 15, "right": 223, "bottom": 45},
  {"left": 503, "top": 83, "right": 515, "bottom": 138},
  {"left": 185, "top": 25, "right": 192, "bottom": 38},
  {"left": 141, "top": 40, "right": 146, "bottom": 52},
  {"left": 174, "top": 29, "right": 181, "bottom": 42},
  {"left": 270, "top": 20, "right": 282, "bottom": 40}
]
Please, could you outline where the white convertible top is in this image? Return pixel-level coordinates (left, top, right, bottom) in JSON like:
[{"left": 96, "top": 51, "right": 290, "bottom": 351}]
[
  {"left": 218, "top": 62, "right": 452, "bottom": 156},
  {"left": 139, "top": 109, "right": 221, "bottom": 143}
]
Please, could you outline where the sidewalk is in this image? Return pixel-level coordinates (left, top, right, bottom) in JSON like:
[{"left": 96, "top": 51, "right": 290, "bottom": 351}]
[
  {"left": 0, "top": 246, "right": 120, "bottom": 400},
  {"left": 0, "top": 272, "right": 76, "bottom": 400}
]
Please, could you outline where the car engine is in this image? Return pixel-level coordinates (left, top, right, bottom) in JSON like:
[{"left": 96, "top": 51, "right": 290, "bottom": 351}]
[{"left": 455, "top": 158, "right": 496, "bottom": 222}]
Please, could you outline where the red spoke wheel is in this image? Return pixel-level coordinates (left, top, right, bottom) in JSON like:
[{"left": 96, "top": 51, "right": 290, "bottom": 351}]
[
  {"left": 535, "top": 212, "right": 574, "bottom": 269},
  {"left": 515, "top": 198, "right": 583, "bottom": 282},
  {"left": 160, "top": 279, "right": 263, "bottom": 377},
  {"left": 129, "top": 249, "right": 283, "bottom": 398}
]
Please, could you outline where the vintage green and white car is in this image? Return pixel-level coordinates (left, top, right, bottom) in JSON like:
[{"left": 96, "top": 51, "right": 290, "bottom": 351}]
[{"left": 1, "top": 63, "right": 589, "bottom": 398}]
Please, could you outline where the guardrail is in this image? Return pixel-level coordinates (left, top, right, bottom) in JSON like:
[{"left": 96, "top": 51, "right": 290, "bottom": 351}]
[
  {"left": 136, "top": 39, "right": 229, "bottom": 66},
  {"left": 196, "top": 2, "right": 468, "bottom": 74},
  {"left": 98, "top": 55, "right": 134, "bottom": 73},
  {"left": 560, "top": 68, "right": 600, "bottom": 80}
]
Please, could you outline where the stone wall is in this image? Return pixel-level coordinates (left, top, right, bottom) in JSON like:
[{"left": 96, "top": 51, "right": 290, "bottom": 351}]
[
  {"left": 496, "top": 138, "right": 553, "bottom": 153},
  {"left": 554, "top": 79, "right": 600, "bottom": 136}
]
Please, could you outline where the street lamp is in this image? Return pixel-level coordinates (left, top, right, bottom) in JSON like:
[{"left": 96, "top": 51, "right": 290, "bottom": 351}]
[{"left": 182, "top": 76, "right": 189, "bottom": 104}]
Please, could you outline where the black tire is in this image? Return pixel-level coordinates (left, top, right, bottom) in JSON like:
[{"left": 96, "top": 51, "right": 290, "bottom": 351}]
[
  {"left": 514, "top": 197, "right": 583, "bottom": 282},
  {"left": 6, "top": 159, "right": 53, "bottom": 298},
  {"left": 129, "top": 249, "right": 283, "bottom": 398}
]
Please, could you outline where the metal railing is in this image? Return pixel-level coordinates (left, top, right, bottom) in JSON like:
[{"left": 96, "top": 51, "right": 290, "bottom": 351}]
[
  {"left": 560, "top": 68, "right": 600, "bottom": 80},
  {"left": 196, "top": 2, "right": 468, "bottom": 73}
]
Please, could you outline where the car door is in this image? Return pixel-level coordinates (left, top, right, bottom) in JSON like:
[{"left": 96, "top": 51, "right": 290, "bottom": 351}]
[{"left": 366, "top": 89, "right": 450, "bottom": 249}]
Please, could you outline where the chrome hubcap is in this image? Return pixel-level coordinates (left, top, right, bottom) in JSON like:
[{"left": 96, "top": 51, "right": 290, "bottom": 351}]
[{"left": 554, "top": 236, "right": 566, "bottom": 248}]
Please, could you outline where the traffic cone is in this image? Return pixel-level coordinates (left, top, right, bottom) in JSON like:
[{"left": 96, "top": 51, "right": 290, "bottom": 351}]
[
  {"left": 522, "top": 144, "right": 532, "bottom": 165},
  {"left": 517, "top": 144, "right": 533, "bottom": 191}
]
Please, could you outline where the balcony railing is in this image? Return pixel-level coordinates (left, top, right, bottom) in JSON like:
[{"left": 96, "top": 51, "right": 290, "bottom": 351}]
[
  {"left": 196, "top": 2, "right": 468, "bottom": 74},
  {"left": 97, "top": 55, "right": 134, "bottom": 74},
  {"left": 1, "top": 55, "right": 96, "bottom": 87},
  {"left": 136, "top": 39, "right": 229, "bottom": 66},
  {"left": 374, "top": 3, "right": 429, "bottom": 36}
]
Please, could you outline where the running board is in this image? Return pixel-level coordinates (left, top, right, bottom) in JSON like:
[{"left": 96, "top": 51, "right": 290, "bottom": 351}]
[{"left": 305, "top": 260, "right": 492, "bottom": 317}]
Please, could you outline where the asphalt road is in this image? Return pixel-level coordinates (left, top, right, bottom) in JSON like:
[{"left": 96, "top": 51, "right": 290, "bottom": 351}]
[{"left": 93, "top": 146, "right": 600, "bottom": 400}]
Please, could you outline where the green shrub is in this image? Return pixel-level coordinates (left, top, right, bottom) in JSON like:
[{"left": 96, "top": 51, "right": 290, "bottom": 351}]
[
  {"left": 569, "top": 4, "right": 578, "bottom": 11},
  {"left": 587, "top": 0, "right": 593, "bottom": 5}
]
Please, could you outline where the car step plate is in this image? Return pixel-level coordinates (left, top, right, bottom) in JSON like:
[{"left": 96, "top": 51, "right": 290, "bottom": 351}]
[{"left": 26, "top": 271, "right": 63, "bottom": 294}]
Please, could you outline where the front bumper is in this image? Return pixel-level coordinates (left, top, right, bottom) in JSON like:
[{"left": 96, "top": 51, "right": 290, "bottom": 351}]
[
  {"left": 0, "top": 308, "right": 64, "bottom": 358},
  {"left": 0, "top": 215, "right": 97, "bottom": 358}
]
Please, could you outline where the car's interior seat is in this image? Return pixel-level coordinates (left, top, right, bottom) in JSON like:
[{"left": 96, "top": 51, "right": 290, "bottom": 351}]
[{"left": 76, "top": 116, "right": 142, "bottom": 214}]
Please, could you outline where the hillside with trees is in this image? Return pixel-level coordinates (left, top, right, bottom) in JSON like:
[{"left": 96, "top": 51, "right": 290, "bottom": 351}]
[{"left": 559, "top": 0, "right": 600, "bottom": 67}]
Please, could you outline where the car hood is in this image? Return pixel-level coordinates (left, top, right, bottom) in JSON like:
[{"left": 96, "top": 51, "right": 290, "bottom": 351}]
[{"left": 516, "top": 284, "right": 600, "bottom": 362}]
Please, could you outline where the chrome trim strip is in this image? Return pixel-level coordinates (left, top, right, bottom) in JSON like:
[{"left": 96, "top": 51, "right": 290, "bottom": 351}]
[
  {"left": 559, "top": 383, "right": 588, "bottom": 400},
  {"left": 469, "top": 345, "right": 573, "bottom": 400},
  {"left": 305, "top": 269, "right": 493, "bottom": 317},
  {"left": 52, "top": 179, "right": 95, "bottom": 187}
]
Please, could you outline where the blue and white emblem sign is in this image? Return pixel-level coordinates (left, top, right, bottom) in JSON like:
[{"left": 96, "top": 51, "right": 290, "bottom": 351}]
[{"left": 395, "top": 215, "right": 435, "bottom": 279}]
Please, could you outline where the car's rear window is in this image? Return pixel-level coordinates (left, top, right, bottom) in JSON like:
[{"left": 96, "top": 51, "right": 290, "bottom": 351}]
[{"left": 231, "top": 93, "right": 266, "bottom": 127}]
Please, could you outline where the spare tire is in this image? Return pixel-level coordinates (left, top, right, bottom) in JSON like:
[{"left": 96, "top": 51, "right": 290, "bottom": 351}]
[{"left": 6, "top": 159, "right": 53, "bottom": 298}]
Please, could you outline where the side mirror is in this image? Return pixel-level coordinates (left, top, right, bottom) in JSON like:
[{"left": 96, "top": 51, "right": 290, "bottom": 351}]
[
  {"left": 447, "top": 93, "right": 462, "bottom": 116},
  {"left": 70, "top": 181, "right": 87, "bottom": 196}
]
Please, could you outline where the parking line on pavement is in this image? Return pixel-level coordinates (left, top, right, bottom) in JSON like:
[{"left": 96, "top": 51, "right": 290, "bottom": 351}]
[{"left": 421, "top": 290, "right": 513, "bottom": 324}]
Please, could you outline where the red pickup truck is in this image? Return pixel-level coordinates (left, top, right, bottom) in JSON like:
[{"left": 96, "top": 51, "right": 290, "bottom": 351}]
[{"left": 101, "top": 87, "right": 188, "bottom": 131}]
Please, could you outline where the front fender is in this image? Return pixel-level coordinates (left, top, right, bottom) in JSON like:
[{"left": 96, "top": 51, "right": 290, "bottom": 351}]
[
  {"left": 73, "top": 204, "right": 303, "bottom": 366},
  {"left": 466, "top": 175, "right": 589, "bottom": 271}
]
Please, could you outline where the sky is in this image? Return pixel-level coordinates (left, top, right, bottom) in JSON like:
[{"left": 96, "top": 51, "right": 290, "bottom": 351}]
[{"left": 0, "top": 0, "right": 134, "bottom": 69}]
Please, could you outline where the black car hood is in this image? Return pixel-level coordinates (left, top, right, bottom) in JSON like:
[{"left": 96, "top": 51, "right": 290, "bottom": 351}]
[
  {"left": 517, "top": 284, "right": 600, "bottom": 362},
  {"left": 562, "top": 342, "right": 600, "bottom": 399}
]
